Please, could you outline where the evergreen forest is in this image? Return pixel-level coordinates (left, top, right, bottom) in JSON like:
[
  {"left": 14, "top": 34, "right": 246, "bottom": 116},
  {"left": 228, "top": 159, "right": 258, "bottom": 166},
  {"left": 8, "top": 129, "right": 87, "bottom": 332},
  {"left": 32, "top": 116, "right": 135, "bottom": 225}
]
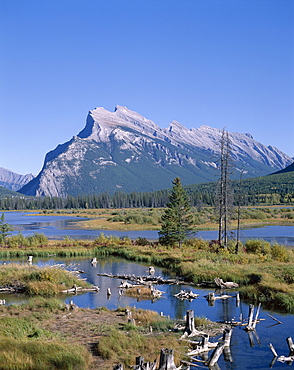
[{"left": 0, "top": 171, "right": 293, "bottom": 210}]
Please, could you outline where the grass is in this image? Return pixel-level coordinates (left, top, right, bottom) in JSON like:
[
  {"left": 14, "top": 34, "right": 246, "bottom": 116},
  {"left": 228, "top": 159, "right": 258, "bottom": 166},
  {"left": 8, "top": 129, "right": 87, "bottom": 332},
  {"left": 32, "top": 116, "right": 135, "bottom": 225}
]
[
  {"left": 0, "top": 264, "right": 90, "bottom": 296},
  {"left": 0, "top": 337, "right": 91, "bottom": 370},
  {"left": 97, "top": 308, "right": 187, "bottom": 368},
  {"left": 0, "top": 298, "right": 92, "bottom": 369}
]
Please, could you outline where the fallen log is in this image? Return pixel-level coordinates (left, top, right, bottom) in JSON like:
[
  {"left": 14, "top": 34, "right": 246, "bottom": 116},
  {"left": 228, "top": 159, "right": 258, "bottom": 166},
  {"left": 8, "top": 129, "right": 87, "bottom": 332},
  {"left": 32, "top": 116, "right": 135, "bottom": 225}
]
[
  {"left": 97, "top": 272, "right": 188, "bottom": 285},
  {"left": 60, "top": 285, "right": 99, "bottom": 294},
  {"left": 214, "top": 278, "right": 239, "bottom": 289},
  {"left": 266, "top": 312, "right": 282, "bottom": 324}
]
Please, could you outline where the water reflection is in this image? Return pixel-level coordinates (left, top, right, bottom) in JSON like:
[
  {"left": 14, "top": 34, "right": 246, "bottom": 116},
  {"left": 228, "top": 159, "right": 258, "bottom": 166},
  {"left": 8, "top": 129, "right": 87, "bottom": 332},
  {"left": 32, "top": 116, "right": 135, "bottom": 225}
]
[
  {"left": 1, "top": 256, "right": 293, "bottom": 369},
  {"left": 4, "top": 211, "right": 294, "bottom": 246}
]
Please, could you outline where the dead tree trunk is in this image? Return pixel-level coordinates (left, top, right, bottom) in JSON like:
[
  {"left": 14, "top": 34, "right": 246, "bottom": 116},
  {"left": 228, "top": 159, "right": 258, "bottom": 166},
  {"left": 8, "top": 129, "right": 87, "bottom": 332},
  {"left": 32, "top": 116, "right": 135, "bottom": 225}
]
[{"left": 158, "top": 348, "right": 177, "bottom": 370}]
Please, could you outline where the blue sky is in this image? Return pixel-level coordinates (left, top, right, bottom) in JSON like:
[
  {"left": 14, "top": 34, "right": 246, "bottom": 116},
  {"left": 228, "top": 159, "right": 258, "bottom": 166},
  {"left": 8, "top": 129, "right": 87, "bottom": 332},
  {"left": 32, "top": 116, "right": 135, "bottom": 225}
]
[{"left": 1, "top": 0, "right": 293, "bottom": 175}]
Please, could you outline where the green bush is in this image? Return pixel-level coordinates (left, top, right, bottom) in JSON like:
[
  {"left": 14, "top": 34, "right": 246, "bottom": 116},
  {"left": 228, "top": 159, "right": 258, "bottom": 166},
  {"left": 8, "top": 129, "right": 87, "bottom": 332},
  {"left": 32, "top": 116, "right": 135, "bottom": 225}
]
[
  {"left": 270, "top": 243, "right": 291, "bottom": 262},
  {"left": 245, "top": 239, "right": 271, "bottom": 255}
]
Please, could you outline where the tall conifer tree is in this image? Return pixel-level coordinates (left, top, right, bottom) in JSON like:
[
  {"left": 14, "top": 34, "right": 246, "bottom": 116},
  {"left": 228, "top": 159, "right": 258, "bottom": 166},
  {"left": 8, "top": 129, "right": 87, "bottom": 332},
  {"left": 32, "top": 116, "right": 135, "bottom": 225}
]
[{"left": 158, "top": 177, "right": 194, "bottom": 248}]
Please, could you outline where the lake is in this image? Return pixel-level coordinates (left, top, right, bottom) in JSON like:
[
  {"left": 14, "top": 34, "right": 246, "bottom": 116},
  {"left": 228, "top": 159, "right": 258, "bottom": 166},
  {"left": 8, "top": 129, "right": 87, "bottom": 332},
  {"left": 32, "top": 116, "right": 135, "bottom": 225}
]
[
  {"left": 1, "top": 255, "right": 293, "bottom": 370},
  {"left": 3, "top": 211, "right": 294, "bottom": 247}
]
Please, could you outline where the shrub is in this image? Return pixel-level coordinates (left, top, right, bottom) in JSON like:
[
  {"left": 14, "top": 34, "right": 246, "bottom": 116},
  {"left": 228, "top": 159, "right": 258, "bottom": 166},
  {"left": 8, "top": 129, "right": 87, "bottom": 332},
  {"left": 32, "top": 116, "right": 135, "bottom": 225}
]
[
  {"left": 183, "top": 238, "right": 208, "bottom": 250},
  {"left": 270, "top": 243, "right": 291, "bottom": 262},
  {"left": 245, "top": 239, "right": 271, "bottom": 255}
]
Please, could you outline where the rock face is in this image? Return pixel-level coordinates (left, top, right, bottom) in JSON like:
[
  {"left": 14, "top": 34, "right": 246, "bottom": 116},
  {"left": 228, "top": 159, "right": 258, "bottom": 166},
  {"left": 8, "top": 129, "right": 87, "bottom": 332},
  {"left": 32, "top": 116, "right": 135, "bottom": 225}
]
[
  {"left": 0, "top": 167, "right": 34, "bottom": 191},
  {"left": 19, "top": 106, "right": 292, "bottom": 197}
]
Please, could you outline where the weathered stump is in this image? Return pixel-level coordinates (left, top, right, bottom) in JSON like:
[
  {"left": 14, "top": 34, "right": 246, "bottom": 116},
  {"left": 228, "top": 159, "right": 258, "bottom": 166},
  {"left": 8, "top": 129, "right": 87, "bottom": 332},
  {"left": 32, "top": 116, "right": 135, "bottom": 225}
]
[
  {"left": 148, "top": 266, "right": 155, "bottom": 276},
  {"left": 245, "top": 304, "right": 254, "bottom": 331},
  {"left": 91, "top": 257, "right": 97, "bottom": 265},
  {"left": 158, "top": 348, "right": 177, "bottom": 370},
  {"left": 128, "top": 318, "right": 136, "bottom": 326},
  {"left": 287, "top": 337, "right": 294, "bottom": 355},
  {"left": 113, "top": 365, "right": 123, "bottom": 370},
  {"left": 222, "top": 327, "right": 232, "bottom": 347},
  {"left": 207, "top": 292, "right": 215, "bottom": 306}
]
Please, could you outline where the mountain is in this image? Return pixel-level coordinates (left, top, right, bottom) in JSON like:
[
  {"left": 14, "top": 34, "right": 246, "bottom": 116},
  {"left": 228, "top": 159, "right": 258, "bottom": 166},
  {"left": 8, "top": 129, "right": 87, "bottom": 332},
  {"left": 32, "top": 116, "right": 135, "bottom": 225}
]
[
  {"left": 272, "top": 161, "right": 294, "bottom": 175},
  {"left": 19, "top": 106, "right": 293, "bottom": 197},
  {"left": 0, "top": 167, "right": 34, "bottom": 191}
]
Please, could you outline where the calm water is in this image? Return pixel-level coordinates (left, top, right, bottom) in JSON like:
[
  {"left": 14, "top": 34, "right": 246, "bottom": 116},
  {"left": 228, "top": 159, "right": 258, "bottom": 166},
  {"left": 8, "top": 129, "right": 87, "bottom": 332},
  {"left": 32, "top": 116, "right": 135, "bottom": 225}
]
[
  {"left": 0, "top": 256, "right": 293, "bottom": 370},
  {"left": 3, "top": 211, "right": 294, "bottom": 246}
]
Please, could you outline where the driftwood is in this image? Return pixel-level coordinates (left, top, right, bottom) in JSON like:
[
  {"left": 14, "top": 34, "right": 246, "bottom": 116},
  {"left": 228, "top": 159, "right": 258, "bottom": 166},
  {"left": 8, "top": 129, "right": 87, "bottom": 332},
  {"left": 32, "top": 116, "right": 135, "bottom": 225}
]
[
  {"left": 61, "top": 284, "right": 99, "bottom": 294},
  {"left": 198, "top": 278, "right": 239, "bottom": 289},
  {"left": 98, "top": 272, "right": 188, "bottom": 285},
  {"left": 174, "top": 290, "right": 199, "bottom": 301},
  {"left": 214, "top": 278, "right": 239, "bottom": 289},
  {"left": 205, "top": 292, "right": 233, "bottom": 306},
  {"left": 244, "top": 303, "right": 261, "bottom": 331},
  {"left": 269, "top": 337, "right": 294, "bottom": 365},
  {"left": 205, "top": 327, "right": 233, "bottom": 367},
  {"left": 266, "top": 312, "right": 282, "bottom": 324},
  {"left": 0, "top": 286, "right": 24, "bottom": 293}
]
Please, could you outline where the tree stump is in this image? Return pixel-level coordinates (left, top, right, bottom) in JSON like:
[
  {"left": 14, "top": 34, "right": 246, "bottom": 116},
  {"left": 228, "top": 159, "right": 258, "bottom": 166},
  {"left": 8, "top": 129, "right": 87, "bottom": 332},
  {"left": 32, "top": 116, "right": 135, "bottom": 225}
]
[
  {"left": 158, "top": 348, "right": 177, "bottom": 370},
  {"left": 185, "top": 309, "right": 195, "bottom": 336},
  {"left": 148, "top": 266, "right": 155, "bottom": 276},
  {"left": 113, "top": 365, "right": 123, "bottom": 370},
  {"left": 287, "top": 337, "right": 294, "bottom": 355}
]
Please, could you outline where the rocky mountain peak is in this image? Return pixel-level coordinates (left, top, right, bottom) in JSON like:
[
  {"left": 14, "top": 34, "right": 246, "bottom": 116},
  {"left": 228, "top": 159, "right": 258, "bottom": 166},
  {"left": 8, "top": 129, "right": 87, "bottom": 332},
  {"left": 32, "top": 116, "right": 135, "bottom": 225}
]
[{"left": 18, "top": 105, "right": 293, "bottom": 197}]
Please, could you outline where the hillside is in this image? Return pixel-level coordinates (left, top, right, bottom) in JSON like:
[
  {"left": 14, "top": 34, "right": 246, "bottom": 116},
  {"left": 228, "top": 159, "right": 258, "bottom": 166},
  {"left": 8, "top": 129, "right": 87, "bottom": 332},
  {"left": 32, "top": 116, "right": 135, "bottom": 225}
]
[
  {"left": 0, "top": 186, "right": 22, "bottom": 198},
  {"left": 185, "top": 170, "right": 294, "bottom": 205},
  {"left": 272, "top": 161, "right": 294, "bottom": 175}
]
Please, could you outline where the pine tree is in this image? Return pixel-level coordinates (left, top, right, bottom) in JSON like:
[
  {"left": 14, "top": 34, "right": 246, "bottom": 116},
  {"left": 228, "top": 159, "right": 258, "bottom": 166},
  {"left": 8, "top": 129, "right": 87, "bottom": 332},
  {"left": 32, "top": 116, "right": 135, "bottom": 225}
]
[
  {"left": 0, "top": 213, "right": 13, "bottom": 244},
  {"left": 158, "top": 177, "right": 194, "bottom": 248}
]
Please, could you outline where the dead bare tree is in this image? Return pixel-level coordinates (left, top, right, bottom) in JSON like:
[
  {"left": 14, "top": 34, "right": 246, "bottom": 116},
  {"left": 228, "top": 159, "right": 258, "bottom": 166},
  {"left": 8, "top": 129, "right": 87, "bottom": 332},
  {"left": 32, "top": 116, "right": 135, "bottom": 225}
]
[{"left": 215, "top": 129, "right": 234, "bottom": 249}]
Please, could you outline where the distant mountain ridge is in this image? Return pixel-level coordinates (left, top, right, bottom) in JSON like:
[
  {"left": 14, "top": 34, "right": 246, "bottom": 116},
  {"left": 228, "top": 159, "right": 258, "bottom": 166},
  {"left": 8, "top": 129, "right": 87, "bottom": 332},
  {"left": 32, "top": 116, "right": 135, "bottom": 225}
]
[
  {"left": 0, "top": 167, "right": 34, "bottom": 191},
  {"left": 272, "top": 161, "right": 294, "bottom": 175},
  {"left": 19, "top": 105, "right": 293, "bottom": 197}
]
